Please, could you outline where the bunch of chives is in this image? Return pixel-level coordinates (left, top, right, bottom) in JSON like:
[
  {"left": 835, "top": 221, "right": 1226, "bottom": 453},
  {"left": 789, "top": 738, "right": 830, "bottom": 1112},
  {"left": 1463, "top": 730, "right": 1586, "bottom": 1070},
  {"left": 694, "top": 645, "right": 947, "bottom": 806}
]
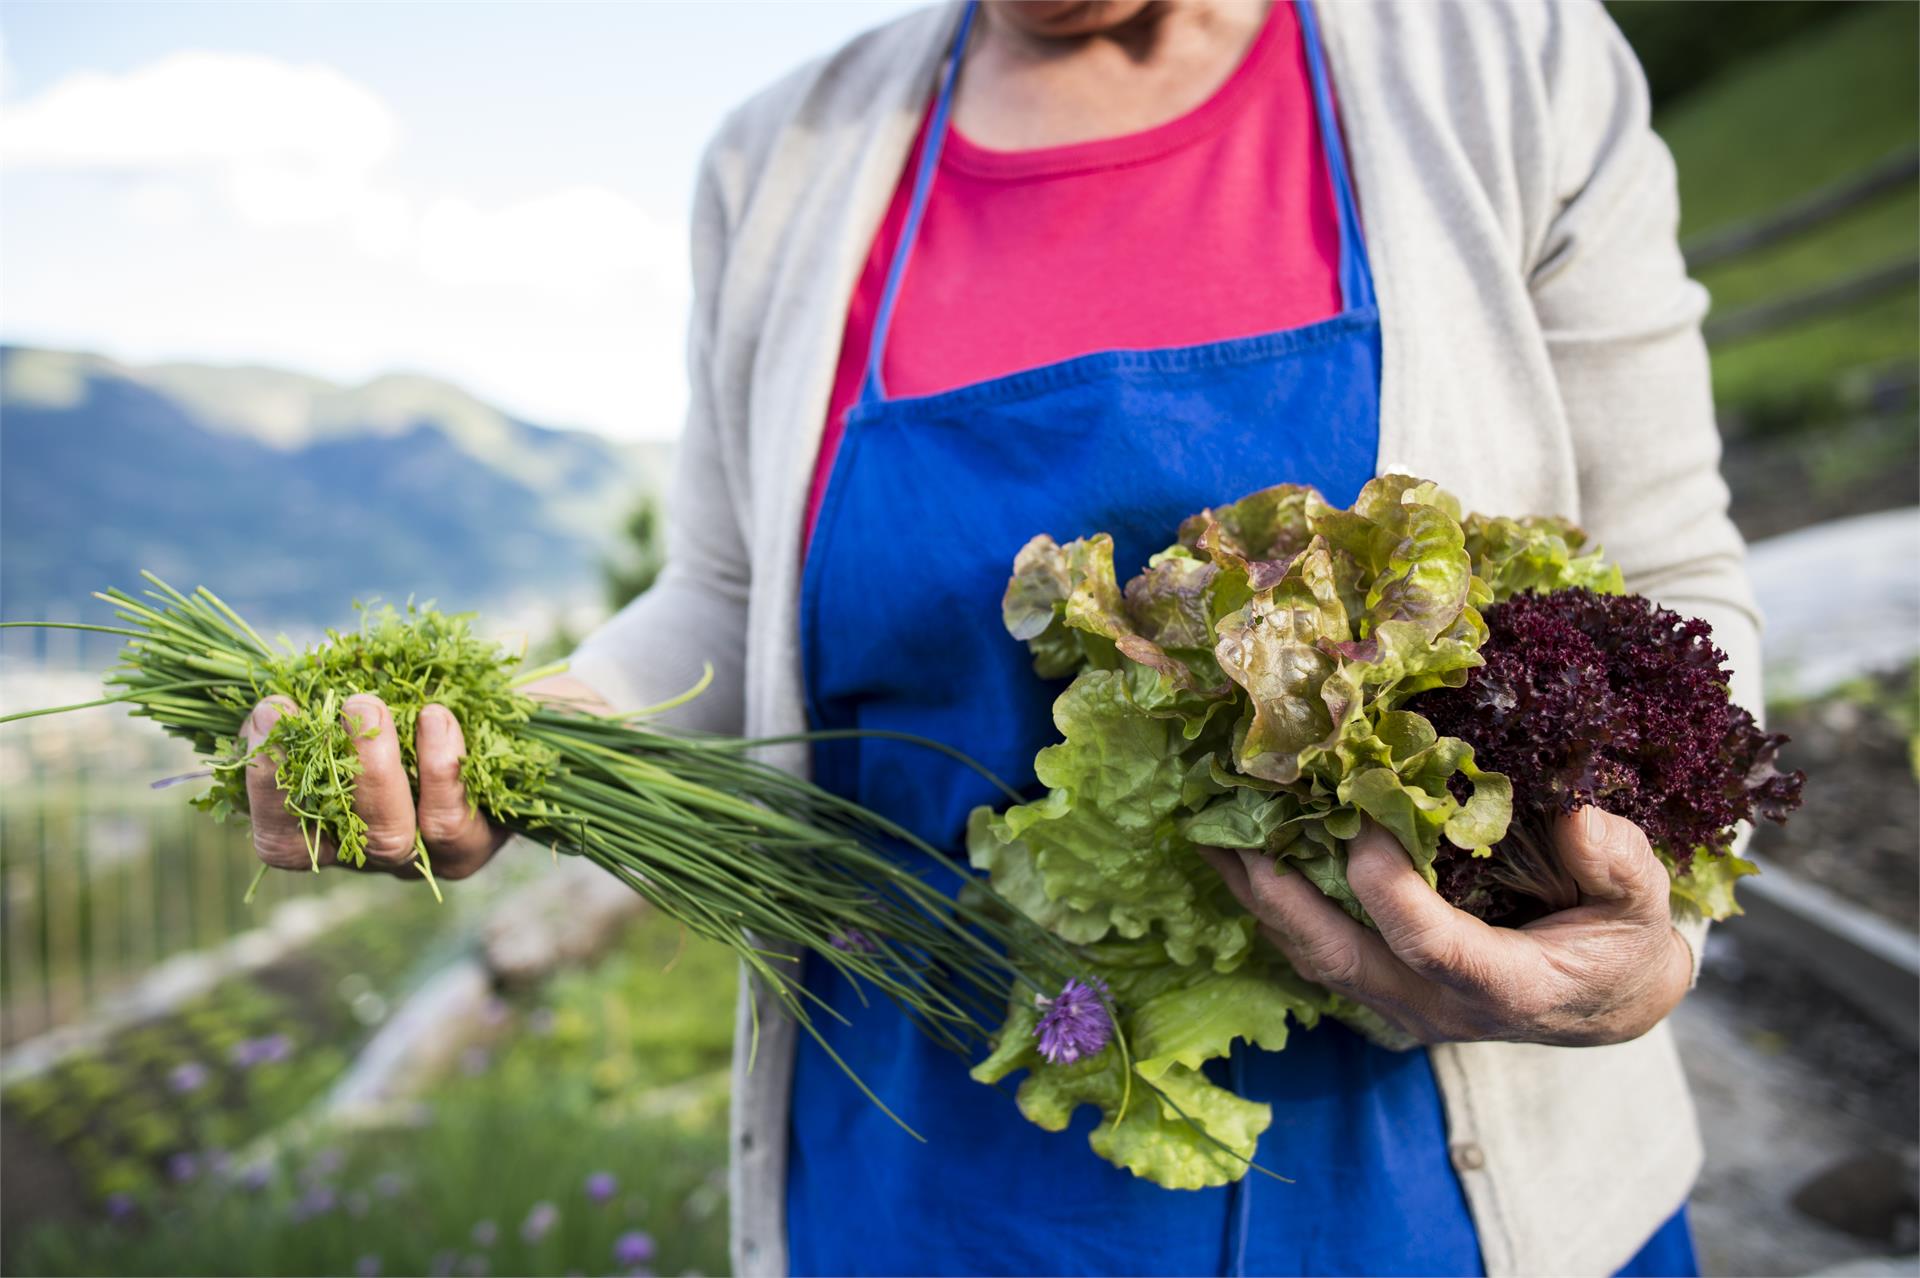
[{"left": 2, "top": 575, "right": 1082, "bottom": 1133}]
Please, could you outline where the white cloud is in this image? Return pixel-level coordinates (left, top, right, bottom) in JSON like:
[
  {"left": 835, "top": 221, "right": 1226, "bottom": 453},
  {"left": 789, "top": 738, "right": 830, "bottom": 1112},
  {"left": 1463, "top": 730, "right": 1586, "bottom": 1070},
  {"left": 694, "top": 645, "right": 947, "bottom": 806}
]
[
  {"left": 0, "top": 50, "right": 396, "bottom": 173},
  {"left": 1, "top": 50, "right": 692, "bottom": 438},
  {"left": 124, "top": 179, "right": 199, "bottom": 228},
  {"left": 416, "top": 185, "right": 683, "bottom": 297}
]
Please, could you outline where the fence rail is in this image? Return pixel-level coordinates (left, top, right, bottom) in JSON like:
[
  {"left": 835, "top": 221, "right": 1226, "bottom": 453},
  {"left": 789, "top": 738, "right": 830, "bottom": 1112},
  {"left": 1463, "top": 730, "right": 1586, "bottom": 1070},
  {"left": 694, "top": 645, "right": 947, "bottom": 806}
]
[
  {"left": 1703, "top": 257, "right": 1920, "bottom": 346},
  {"left": 1684, "top": 147, "right": 1920, "bottom": 272},
  {"left": 0, "top": 670, "right": 350, "bottom": 1048}
]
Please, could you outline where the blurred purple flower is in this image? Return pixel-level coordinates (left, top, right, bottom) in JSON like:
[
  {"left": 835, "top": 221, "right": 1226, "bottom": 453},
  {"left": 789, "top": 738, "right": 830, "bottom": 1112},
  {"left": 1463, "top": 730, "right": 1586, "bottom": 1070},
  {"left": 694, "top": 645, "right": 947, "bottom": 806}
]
[
  {"left": 230, "top": 1033, "right": 294, "bottom": 1068},
  {"left": 104, "top": 1192, "right": 137, "bottom": 1221},
  {"left": 428, "top": 1251, "right": 458, "bottom": 1277},
  {"left": 356, "top": 1255, "right": 381, "bottom": 1278},
  {"left": 237, "top": 1163, "right": 272, "bottom": 1193},
  {"left": 459, "top": 1046, "right": 491, "bottom": 1076},
  {"left": 520, "top": 1200, "right": 559, "bottom": 1244},
  {"left": 168, "top": 1061, "right": 210, "bottom": 1094},
  {"left": 828, "top": 930, "right": 875, "bottom": 953},
  {"left": 285, "top": 1184, "right": 337, "bottom": 1223},
  {"left": 471, "top": 1218, "right": 498, "bottom": 1247},
  {"left": 614, "top": 1231, "right": 656, "bottom": 1267},
  {"left": 308, "top": 1147, "right": 345, "bottom": 1178},
  {"left": 372, "top": 1171, "right": 407, "bottom": 1199},
  {"left": 167, "top": 1152, "right": 199, "bottom": 1182},
  {"left": 205, "top": 1149, "right": 232, "bottom": 1178},
  {"left": 481, "top": 998, "right": 510, "bottom": 1027},
  {"left": 459, "top": 1256, "right": 490, "bottom": 1278},
  {"left": 584, "top": 1171, "right": 617, "bottom": 1204}
]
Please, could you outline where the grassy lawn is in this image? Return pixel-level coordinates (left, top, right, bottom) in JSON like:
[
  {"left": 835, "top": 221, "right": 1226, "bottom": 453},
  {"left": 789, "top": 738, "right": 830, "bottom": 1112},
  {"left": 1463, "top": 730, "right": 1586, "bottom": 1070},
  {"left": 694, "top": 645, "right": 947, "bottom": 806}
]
[
  {"left": 1652, "top": 1, "right": 1919, "bottom": 419},
  {"left": 3, "top": 908, "right": 737, "bottom": 1277}
]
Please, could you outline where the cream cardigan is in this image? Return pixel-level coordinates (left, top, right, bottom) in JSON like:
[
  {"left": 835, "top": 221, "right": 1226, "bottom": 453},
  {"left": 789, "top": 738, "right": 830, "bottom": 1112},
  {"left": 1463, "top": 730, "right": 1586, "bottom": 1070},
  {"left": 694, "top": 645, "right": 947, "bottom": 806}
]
[{"left": 571, "top": 3, "right": 1759, "bottom": 1273}]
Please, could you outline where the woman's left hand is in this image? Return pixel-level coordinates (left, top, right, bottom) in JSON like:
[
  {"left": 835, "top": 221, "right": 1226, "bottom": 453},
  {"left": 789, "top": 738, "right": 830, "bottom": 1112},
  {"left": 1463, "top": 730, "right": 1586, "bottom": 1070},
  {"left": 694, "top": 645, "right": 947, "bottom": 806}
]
[{"left": 1197, "top": 807, "right": 1694, "bottom": 1048}]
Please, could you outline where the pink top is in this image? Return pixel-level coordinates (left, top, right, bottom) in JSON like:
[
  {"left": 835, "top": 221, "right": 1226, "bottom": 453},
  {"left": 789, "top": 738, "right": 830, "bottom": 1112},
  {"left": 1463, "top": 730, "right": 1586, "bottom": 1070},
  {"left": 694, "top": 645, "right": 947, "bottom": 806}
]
[{"left": 804, "top": 0, "right": 1344, "bottom": 545}]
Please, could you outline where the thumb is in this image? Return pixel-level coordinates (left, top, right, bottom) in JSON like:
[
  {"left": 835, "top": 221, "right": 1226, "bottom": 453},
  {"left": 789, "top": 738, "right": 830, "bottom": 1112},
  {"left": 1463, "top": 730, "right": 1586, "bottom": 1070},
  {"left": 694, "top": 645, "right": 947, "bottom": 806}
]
[{"left": 1554, "top": 806, "right": 1672, "bottom": 917}]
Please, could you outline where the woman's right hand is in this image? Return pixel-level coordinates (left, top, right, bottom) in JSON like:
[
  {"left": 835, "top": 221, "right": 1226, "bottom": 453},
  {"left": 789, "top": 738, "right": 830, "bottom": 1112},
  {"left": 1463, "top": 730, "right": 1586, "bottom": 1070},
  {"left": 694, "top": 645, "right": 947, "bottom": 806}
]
[{"left": 241, "top": 674, "right": 607, "bottom": 884}]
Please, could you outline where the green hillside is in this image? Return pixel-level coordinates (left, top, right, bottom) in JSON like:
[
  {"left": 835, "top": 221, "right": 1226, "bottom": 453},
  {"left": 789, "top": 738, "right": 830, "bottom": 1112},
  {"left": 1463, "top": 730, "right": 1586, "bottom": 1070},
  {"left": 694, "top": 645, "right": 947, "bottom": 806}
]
[{"left": 1653, "top": 1, "right": 1919, "bottom": 418}]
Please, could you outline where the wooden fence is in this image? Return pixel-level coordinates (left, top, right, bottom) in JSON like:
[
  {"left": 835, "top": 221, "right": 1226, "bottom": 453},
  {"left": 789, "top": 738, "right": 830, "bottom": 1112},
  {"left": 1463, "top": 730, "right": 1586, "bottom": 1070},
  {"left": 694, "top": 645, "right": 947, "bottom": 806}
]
[
  {"left": 0, "top": 668, "right": 347, "bottom": 1049},
  {"left": 1689, "top": 145, "right": 1920, "bottom": 348}
]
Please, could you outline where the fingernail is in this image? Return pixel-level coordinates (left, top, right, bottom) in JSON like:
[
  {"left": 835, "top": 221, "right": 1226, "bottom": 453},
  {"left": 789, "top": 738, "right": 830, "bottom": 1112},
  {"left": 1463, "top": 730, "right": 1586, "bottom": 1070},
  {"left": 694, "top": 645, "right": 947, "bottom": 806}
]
[
  {"left": 343, "top": 694, "right": 384, "bottom": 736},
  {"left": 1581, "top": 806, "right": 1607, "bottom": 842},
  {"left": 243, "top": 701, "right": 279, "bottom": 745}
]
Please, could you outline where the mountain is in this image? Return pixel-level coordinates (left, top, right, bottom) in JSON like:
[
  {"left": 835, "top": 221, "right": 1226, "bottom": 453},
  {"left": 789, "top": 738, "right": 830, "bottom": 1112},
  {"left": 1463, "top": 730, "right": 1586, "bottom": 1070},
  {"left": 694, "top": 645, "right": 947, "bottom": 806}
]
[{"left": 0, "top": 346, "right": 668, "bottom": 640}]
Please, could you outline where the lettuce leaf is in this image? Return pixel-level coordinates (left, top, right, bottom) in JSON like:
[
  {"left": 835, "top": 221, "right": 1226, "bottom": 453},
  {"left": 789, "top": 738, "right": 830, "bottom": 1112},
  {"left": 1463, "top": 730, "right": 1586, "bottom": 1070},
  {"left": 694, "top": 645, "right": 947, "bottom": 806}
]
[
  {"left": 968, "top": 476, "right": 1758, "bottom": 1191},
  {"left": 970, "top": 941, "right": 1329, "bottom": 1190},
  {"left": 967, "top": 666, "right": 1253, "bottom": 967}
]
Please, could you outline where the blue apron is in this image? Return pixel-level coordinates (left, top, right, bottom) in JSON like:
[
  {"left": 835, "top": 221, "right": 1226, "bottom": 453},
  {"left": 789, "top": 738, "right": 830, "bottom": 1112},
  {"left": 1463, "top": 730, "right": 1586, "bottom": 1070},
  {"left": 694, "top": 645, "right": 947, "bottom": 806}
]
[{"left": 792, "top": 4, "right": 1698, "bottom": 1274}]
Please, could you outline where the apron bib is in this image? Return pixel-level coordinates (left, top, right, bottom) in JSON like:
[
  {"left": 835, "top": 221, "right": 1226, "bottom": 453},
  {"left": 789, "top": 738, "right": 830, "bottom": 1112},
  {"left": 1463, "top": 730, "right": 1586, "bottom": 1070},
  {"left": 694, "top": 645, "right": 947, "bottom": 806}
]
[{"left": 790, "top": 5, "right": 1689, "bottom": 1274}]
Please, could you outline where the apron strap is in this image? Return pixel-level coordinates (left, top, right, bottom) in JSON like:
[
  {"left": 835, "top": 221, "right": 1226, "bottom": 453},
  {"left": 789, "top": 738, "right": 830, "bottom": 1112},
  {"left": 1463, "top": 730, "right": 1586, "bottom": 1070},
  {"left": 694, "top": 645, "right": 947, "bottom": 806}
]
[
  {"left": 1296, "top": 0, "right": 1375, "bottom": 313},
  {"left": 861, "top": 0, "right": 979, "bottom": 405}
]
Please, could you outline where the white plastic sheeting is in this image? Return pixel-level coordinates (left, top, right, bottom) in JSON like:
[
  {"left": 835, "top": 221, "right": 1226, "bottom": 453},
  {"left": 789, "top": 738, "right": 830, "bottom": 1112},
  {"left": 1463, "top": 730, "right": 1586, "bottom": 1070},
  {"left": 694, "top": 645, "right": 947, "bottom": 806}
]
[{"left": 1748, "top": 507, "right": 1920, "bottom": 701}]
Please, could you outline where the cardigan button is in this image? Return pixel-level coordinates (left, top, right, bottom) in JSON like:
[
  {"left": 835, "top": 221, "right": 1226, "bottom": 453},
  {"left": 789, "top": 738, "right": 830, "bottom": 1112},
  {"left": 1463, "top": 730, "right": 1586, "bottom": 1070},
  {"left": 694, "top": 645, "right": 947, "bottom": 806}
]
[{"left": 1450, "top": 1142, "right": 1486, "bottom": 1172}]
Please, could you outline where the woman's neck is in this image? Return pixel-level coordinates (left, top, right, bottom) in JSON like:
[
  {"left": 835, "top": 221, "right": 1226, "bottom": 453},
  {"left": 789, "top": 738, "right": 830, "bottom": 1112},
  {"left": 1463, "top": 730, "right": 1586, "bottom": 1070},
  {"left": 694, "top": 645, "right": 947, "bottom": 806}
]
[{"left": 953, "top": 1, "right": 1273, "bottom": 150}]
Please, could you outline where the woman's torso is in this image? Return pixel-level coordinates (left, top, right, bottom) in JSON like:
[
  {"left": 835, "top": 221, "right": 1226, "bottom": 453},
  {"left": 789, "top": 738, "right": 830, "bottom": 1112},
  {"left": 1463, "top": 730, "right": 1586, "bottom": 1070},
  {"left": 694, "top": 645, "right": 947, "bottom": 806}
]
[
  {"left": 789, "top": 6, "right": 1483, "bottom": 1273},
  {"left": 659, "top": 5, "right": 1725, "bottom": 1271}
]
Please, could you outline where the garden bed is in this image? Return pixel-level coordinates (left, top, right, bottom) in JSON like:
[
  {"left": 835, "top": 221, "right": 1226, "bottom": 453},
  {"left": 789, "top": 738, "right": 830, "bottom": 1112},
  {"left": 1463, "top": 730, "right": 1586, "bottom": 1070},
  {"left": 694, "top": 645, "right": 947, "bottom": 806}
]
[
  {"left": 1750, "top": 662, "right": 1919, "bottom": 930},
  {"left": 2, "top": 905, "right": 736, "bottom": 1277}
]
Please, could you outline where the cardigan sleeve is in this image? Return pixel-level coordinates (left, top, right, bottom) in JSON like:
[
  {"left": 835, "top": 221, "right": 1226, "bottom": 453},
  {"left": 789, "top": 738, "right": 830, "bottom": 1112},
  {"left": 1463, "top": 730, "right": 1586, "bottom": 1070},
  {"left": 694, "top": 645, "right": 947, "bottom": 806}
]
[
  {"left": 1527, "top": 0, "right": 1763, "bottom": 972},
  {"left": 567, "top": 142, "right": 751, "bottom": 736}
]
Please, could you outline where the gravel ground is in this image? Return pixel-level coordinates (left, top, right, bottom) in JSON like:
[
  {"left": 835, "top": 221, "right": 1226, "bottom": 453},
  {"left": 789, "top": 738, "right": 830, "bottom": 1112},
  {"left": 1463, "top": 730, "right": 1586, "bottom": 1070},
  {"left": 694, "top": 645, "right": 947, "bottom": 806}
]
[{"left": 1679, "top": 925, "right": 1919, "bottom": 1277}]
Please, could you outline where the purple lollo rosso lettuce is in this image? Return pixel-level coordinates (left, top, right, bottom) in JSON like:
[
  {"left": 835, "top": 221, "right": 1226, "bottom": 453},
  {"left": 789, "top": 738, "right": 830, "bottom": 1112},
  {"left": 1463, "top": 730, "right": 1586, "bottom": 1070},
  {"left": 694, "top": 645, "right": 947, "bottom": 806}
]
[
  {"left": 1411, "top": 588, "right": 1802, "bottom": 924},
  {"left": 966, "top": 476, "right": 1801, "bottom": 1189}
]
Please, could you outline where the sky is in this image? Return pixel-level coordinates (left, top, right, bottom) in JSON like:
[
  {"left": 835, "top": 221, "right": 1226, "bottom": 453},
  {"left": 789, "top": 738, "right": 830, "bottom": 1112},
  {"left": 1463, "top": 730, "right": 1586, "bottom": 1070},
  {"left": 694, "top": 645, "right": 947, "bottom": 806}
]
[{"left": 0, "top": 1, "right": 919, "bottom": 441}]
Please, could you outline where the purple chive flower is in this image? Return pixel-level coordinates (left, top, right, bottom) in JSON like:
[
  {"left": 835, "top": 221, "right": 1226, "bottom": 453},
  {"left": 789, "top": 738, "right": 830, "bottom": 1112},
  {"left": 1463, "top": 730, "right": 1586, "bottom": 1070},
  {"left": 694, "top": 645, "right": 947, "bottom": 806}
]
[
  {"left": 520, "top": 1200, "right": 560, "bottom": 1244},
  {"left": 231, "top": 1033, "right": 294, "bottom": 1068},
  {"left": 168, "top": 1061, "right": 210, "bottom": 1094},
  {"left": 372, "top": 1171, "right": 407, "bottom": 1199},
  {"left": 104, "top": 1192, "right": 137, "bottom": 1221},
  {"left": 1033, "top": 978, "right": 1113, "bottom": 1065},
  {"left": 308, "top": 1147, "right": 345, "bottom": 1179},
  {"left": 167, "top": 1152, "right": 199, "bottom": 1182},
  {"left": 481, "top": 998, "right": 511, "bottom": 1027},
  {"left": 236, "top": 1163, "right": 272, "bottom": 1193},
  {"left": 152, "top": 767, "right": 216, "bottom": 790},
  {"left": 584, "top": 1171, "right": 617, "bottom": 1204},
  {"left": 470, "top": 1218, "right": 498, "bottom": 1247},
  {"left": 828, "top": 930, "right": 875, "bottom": 953},
  {"left": 614, "top": 1231, "right": 657, "bottom": 1267},
  {"left": 356, "top": 1255, "right": 382, "bottom": 1278}
]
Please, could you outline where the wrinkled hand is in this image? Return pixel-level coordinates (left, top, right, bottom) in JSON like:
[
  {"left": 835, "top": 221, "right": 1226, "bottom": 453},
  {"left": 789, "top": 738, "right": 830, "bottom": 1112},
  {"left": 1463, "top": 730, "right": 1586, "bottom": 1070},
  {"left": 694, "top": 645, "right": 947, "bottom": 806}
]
[
  {"left": 241, "top": 674, "right": 606, "bottom": 884},
  {"left": 1198, "top": 808, "right": 1694, "bottom": 1047}
]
